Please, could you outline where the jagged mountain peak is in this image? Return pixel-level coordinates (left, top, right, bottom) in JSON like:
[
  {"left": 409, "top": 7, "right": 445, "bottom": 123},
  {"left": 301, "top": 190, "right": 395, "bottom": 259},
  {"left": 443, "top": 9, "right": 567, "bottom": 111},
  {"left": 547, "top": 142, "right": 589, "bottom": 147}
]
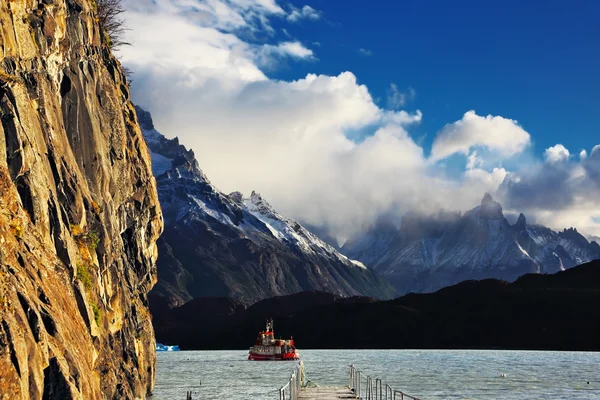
[
  {"left": 513, "top": 213, "right": 527, "bottom": 231},
  {"left": 481, "top": 192, "right": 495, "bottom": 205},
  {"left": 249, "top": 190, "right": 266, "bottom": 205},
  {"left": 228, "top": 191, "right": 244, "bottom": 204},
  {"left": 247, "top": 190, "right": 279, "bottom": 218},
  {"left": 136, "top": 107, "right": 208, "bottom": 182},
  {"left": 558, "top": 227, "right": 591, "bottom": 248},
  {"left": 472, "top": 192, "right": 503, "bottom": 220},
  {"left": 344, "top": 193, "right": 600, "bottom": 295},
  {"left": 135, "top": 105, "right": 154, "bottom": 130},
  {"left": 136, "top": 107, "right": 396, "bottom": 304}
]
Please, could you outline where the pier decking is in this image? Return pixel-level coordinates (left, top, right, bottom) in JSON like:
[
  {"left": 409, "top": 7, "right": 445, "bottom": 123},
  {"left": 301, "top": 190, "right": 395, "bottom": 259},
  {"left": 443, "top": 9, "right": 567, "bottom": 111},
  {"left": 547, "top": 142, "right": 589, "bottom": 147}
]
[
  {"left": 279, "top": 362, "right": 421, "bottom": 400},
  {"left": 298, "top": 386, "right": 357, "bottom": 399}
]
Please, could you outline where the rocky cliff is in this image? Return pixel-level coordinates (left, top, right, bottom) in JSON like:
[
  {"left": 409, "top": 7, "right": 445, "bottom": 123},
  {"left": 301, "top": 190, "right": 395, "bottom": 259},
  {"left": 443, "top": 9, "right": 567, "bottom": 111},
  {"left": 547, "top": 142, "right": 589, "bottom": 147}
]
[{"left": 0, "top": 1, "right": 162, "bottom": 399}]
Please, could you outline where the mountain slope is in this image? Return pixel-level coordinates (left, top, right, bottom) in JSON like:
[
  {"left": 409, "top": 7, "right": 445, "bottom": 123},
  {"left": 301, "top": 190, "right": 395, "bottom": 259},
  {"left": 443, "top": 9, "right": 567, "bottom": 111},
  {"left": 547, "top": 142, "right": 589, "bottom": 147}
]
[
  {"left": 343, "top": 194, "right": 600, "bottom": 294},
  {"left": 136, "top": 107, "right": 396, "bottom": 305}
]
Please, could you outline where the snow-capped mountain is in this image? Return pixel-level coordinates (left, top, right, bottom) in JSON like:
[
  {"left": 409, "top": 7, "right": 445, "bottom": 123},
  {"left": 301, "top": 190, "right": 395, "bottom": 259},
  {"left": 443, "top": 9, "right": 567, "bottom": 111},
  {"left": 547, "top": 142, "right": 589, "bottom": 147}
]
[
  {"left": 135, "top": 107, "right": 396, "bottom": 305},
  {"left": 343, "top": 193, "right": 600, "bottom": 295}
]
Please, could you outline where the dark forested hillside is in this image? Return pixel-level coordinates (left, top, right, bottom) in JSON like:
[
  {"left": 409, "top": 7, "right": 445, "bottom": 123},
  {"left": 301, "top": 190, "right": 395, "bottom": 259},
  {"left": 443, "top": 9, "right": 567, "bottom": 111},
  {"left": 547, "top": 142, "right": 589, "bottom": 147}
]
[{"left": 153, "top": 260, "right": 600, "bottom": 351}]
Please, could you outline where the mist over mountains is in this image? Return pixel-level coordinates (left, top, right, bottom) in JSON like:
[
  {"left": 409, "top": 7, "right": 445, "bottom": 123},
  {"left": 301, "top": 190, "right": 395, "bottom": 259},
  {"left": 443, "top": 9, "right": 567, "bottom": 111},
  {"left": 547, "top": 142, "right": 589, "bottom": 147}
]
[{"left": 343, "top": 193, "right": 600, "bottom": 295}]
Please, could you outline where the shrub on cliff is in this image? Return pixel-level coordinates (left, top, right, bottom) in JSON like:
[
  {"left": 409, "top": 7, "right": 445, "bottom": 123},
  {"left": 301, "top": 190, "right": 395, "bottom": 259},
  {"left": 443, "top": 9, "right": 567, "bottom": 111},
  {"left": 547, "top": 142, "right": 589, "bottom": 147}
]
[{"left": 95, "top": 0, "right": 130, "bottom": 50}]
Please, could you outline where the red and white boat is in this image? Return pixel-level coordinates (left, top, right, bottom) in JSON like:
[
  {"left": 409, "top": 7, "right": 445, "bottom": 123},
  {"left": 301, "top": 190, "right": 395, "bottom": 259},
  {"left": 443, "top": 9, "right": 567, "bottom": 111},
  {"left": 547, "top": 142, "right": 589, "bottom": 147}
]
[{"left": 248, "top": 319, "right": 299, "bottom": 361}]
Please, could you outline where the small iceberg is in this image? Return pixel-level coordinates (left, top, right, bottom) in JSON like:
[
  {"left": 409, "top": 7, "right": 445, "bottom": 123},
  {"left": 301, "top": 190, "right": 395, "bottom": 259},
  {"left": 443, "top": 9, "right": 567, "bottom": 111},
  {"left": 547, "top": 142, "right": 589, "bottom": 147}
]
[{"left": 156, "top": 343, "right": 180, "bottom": 352}]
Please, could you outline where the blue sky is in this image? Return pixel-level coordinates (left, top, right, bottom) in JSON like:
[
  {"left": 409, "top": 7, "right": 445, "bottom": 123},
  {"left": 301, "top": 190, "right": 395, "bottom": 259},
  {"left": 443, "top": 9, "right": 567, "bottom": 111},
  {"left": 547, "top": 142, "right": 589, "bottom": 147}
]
[
  {"left": 267, "top": 0, "right": 600, "bottom": 156},
  {"left": 121, "top": 0, "right": 600, "bottom": 238}
]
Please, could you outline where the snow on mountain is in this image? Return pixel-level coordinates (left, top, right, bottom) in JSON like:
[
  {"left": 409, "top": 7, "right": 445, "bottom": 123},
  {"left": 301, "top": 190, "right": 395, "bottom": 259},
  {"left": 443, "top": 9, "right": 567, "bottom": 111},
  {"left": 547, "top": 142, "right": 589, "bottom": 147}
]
[
  {"left": 149, "top": 151, "right": 173, "bottom": 176},
  {"left": 343, "top": 193, "right": 600, "bottom": 295},
  {"left": 135, "top": 106, "right": 394, "bottom": 305}
]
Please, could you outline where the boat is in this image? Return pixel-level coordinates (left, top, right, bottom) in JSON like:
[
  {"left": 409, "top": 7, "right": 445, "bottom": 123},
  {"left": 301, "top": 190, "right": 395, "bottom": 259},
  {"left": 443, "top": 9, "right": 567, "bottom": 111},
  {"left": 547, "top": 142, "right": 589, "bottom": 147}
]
[
  {"left": 156, "top": 343, "right": 180, "bottom": 352},
  {"left": 248, "top": 319, "right": 299, "bottom": 361}
]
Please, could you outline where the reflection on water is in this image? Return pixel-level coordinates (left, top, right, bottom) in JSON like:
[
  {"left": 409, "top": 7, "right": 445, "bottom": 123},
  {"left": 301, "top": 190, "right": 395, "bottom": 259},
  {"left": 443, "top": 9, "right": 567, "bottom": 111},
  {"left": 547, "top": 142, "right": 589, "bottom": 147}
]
[{"left": 151, "top": 350, "right": 600, "bottom": 400}]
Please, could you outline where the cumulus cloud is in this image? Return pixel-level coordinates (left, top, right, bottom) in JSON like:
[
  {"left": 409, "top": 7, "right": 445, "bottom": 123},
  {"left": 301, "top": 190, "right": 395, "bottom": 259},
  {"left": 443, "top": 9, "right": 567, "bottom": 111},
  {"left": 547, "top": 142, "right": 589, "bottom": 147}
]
[
  {"left": 119, "top": 0, "right": 600, "bottom": 239},
  {"left": 386, "top": 84, "right": 415, "bottom": 109},
  {"left": 544, "top": 144, "right": 570, "bottom": 163},
  {"left": 255, "top": 41, "right": 315, "bottom": 68},
  {"left": 499, "top": 144, "right": 600, "bottom": 236},
  {"left": 465, "top": 167, "right": 508, "bottom": 191},
  {"left": 358, "top": 48, "right": 373, "bottom": 57},
  {"left": 287, "top": 5, "right": 322, "bottom": 22},
  {"left": 266, "top": 41, "right": 313, "bottom": 58},
  {"left": 430, "top": 111, "right": 531, "bottom": 161}
]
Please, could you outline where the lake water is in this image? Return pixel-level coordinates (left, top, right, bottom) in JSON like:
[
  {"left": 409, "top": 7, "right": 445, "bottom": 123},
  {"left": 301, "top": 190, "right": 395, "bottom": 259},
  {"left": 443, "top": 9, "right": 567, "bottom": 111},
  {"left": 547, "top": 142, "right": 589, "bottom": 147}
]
[{"left": 151, "top": 350, "right": 600, "bottom": 399}]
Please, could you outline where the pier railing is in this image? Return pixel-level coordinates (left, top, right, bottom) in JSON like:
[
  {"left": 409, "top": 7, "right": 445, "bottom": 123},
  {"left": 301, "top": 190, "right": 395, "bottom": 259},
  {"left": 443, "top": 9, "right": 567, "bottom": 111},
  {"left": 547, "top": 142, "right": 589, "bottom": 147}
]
[
  {"left": 350, "top": 365, "right": 422, "bottom": 400},
  {"left": 279, "top": 361, "right": 305, "bottom": 400}
]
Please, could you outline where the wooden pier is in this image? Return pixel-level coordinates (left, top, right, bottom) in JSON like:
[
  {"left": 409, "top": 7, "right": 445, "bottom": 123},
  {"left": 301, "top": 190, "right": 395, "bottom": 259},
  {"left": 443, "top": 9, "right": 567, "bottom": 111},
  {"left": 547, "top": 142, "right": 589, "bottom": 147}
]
[
  {"left": 298, "top": 386, "right": 357, "bottom": 399},
  {"left": 279, "top": 362, "right": 421, "bottom": 400}
]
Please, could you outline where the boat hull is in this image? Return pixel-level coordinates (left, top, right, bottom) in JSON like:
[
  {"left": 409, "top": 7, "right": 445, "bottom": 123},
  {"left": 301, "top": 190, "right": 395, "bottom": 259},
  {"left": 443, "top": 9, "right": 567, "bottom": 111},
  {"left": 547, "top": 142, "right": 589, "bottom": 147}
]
[{"left": 248, "top": 352, "right": 299, "bottom": 361}]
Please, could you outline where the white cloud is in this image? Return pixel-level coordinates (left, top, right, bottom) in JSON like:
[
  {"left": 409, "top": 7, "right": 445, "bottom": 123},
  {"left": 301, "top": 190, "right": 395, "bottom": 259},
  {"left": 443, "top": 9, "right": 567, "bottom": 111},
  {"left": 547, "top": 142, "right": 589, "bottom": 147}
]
[
  {"left": 120, "top": 0, "right": 600, "bottom": 239},
  {"left": 465, "top": 167, "right": 508, "bottom": 190},
  {"left": 122, "top": 0, "right": 285, "bottom": 33},
  {"left": 119, "top": 2, "right": 500, "bottom": 238},
  {"left": 430, "top": 110, "right": 531, "bottom": 161},
  {"left": 386, "top": 84, "right": 415, "bottom": 109},
  {"left": 287, "top": 5, "right": 322, "bottom": 22},
  {"left": 120, "top": 11, "right": 267, "bottom": 83},
  {"left": 466, "top": 151, "right": 483, "bottom": 170},
  {"left": 580, "top": 149, "right": 588, "bottom": 160},
  {"left": 255, "top": 41, "right": 315, "bottom": 68},
  {"left": 265, "top": 41, "right": 313, "bottom": 58},
  {"left": 544, "top": 144, "right": 570, "bottom": 163},
  {"left": 358, "top": 48, "right": 373, "bottom": 57},
  {"left": 499, "top": 143, "right": 600, "bottom": 236}
]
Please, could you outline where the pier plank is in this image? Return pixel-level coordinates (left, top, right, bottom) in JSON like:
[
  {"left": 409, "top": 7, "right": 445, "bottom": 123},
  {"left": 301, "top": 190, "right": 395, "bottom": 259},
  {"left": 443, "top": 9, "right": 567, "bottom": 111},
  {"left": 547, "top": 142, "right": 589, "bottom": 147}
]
[{"left": 298, "top": 386, "right": 357, "bottom": 399}]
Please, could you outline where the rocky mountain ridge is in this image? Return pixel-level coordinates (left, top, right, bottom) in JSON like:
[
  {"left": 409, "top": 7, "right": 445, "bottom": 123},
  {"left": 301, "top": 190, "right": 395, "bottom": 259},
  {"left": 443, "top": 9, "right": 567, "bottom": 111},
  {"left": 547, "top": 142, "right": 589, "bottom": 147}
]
[
  {"left": 343, "top": 194, "right": 600, "bottom": 294},
  {"left": 135, "top": 107, "right": 396, "bottom": 305},
  {"left": 0, "top": 2, "right": 162, "bottom": 399}
]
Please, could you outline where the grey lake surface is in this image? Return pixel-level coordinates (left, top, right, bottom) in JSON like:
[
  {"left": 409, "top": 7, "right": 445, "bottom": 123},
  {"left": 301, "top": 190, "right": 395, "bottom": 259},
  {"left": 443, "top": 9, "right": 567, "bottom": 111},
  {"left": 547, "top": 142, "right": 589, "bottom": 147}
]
[{"left": 151, "top": 350, "right": 600, "bottom": 399}]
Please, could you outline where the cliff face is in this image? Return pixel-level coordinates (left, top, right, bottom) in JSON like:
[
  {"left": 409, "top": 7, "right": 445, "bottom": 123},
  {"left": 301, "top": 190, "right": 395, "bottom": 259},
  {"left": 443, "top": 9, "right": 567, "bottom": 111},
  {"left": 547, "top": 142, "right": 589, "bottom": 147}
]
[{"left": 0, "top": 1, "right": 163, "bottom": 399}]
